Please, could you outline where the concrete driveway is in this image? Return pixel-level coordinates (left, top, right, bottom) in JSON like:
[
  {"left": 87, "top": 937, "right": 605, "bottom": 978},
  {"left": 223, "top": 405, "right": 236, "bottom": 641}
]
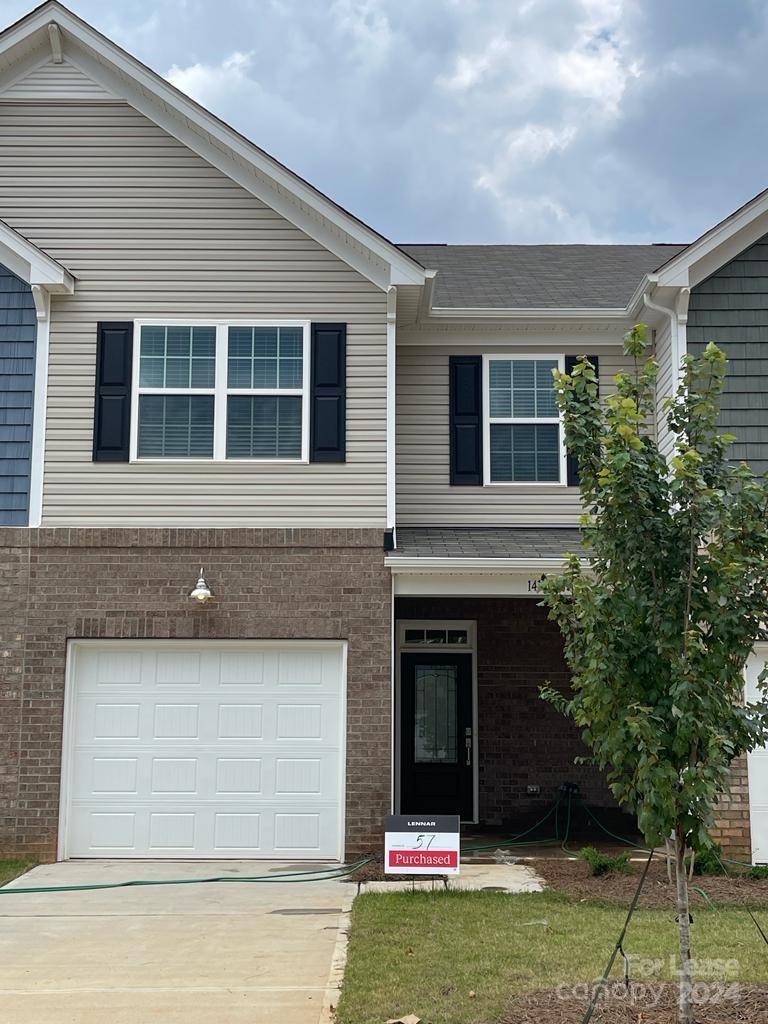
[{"left": 0, "top": 860, "right": 350, "bottom": 1024}]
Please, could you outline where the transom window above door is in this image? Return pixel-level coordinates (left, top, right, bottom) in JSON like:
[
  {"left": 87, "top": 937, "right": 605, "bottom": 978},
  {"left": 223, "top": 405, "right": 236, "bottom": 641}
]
[
  {"left": 132, "top": 321, "right": 309, "bottom": 461},
  {"left": 483, "top": 355, "right": 565, "bottom": 484}
]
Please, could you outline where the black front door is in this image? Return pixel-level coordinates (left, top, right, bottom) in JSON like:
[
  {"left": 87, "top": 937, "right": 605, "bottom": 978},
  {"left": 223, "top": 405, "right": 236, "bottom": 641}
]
[{"left": 400, "top": 652, "right": 474, "bottom": 820}]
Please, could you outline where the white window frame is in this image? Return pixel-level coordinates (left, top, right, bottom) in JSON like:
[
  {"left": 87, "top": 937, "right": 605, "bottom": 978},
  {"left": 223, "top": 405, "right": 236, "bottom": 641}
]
[
  {"left": 482, "top": 352, "right": 567, "bottom": 487},
  {"left": 130, "top": 319, "right": 311, "bottom": 463}
]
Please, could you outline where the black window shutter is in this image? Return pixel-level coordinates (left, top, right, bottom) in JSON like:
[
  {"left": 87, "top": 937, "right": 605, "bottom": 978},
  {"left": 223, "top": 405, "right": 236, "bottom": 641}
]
[
  {"left": 564, "top": 354, "right": 599, "bottom": 486},
  {"left": 310, "top": 323, "right": 346, "bottom": 462},
  {"left": 449, "top": 355, "right": 483, "bottom": 486},
  {"left": 93, "top": 321, "right": 133, "bottom": 462}
]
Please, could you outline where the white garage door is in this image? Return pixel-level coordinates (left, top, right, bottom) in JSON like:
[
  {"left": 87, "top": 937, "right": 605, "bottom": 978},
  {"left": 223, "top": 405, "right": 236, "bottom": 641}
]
[
  {"left": 62, "top": 641, "right": 346, "bottom": 859},
  {"left": 746, "top": 648, "right": 768, "bottom": 863}
]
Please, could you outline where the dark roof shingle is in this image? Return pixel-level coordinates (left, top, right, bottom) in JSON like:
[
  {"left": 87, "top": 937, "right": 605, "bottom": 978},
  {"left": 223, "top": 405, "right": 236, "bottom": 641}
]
[
  {"left": 390, "top": 527, "right": 585, "bottom": 560},
  {"left": 398, "top": 243, "right": 688, "bottom": 310}
]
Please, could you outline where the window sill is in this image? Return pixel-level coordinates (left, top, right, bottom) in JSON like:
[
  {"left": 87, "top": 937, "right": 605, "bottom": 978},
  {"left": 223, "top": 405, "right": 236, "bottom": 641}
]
[{"left": 128, "top": 458, "right": 310, "bottom": 465}]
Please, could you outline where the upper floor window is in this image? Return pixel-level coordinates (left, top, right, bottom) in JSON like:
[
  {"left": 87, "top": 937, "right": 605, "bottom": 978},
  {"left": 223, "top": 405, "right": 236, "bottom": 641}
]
[
  {"left": 483, "top": 355, "right": 565, "bottom": 484},
  {"left": 132, "top": 321, "right": 309, "bottom": 461}
]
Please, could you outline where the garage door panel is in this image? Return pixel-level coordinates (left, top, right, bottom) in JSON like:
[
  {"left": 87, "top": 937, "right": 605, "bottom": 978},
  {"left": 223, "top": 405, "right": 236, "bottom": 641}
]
[
  {"left": 64, "top": 642, "right": 345, "bottom": 859},
  {"left": 73, "top": 697, "right": 341, "bottom": 745},
  {"left": 68, "top": 800, "right": 341, "bottom": 857}
]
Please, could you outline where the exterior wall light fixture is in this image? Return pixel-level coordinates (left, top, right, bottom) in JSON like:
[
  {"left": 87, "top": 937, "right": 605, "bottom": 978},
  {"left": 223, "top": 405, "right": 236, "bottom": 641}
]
[{"left": 189, "top": 567, "right": 213, "bottom": 604}]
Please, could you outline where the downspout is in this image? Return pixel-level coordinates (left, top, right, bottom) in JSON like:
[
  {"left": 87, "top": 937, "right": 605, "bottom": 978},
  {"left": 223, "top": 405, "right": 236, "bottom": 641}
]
[
  {"left": 642, "top": 284, "right": 690, "bottom": 459},
  {"left": 642, "top": 283, "right": 690, "bottom": 386}
]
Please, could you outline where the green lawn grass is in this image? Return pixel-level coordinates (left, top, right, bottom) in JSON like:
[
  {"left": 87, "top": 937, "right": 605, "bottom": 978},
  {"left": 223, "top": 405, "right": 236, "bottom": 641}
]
[
  {"left": 335, "top": 889, "right": 767, "bottom": 1024},
  {"left": 0, "top": 858, "right": 36, "bottom": 887}
]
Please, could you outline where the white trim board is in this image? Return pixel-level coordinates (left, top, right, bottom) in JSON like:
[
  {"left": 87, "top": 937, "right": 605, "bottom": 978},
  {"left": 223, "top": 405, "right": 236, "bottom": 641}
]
[
  {"left": 392, "top": 572, "right": 559, "bottom": 598},
  {"left": 394, "top": 619, "right": 478, "bottom": 823}
]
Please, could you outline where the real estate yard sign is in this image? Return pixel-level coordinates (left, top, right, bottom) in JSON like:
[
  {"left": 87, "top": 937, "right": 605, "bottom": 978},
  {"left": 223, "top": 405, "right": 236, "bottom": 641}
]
[{"left": 384, "top": 814, "right": 460, "bottom": 875}]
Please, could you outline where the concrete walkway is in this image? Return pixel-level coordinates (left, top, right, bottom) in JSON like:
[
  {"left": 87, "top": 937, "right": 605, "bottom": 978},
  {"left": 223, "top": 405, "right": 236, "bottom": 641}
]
[{"left": 0, "top": 860, "right": 349, "bottom": 1024}]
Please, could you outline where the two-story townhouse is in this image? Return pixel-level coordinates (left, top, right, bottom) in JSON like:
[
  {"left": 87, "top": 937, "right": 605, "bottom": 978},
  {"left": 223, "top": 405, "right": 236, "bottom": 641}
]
[{"left": 0, "top": 2, "right": 765, "bottom": 865}]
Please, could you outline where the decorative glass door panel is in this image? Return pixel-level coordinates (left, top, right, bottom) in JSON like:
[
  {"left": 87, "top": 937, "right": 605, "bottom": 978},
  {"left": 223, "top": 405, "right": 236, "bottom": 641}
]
[{"left": 414, "top": 664, "right": 458, "bottom": 764}]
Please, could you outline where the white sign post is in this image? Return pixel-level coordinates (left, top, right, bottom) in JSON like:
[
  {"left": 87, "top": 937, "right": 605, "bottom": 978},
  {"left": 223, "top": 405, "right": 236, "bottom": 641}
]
[{"left": 384, "top": 814, "right": 461, "bottom": 875}]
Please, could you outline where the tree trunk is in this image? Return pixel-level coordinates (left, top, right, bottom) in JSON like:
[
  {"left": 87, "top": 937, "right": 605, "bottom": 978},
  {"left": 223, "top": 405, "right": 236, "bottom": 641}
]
[{"left": 675, "top": 826, "right": 694, "bottom": 1024}]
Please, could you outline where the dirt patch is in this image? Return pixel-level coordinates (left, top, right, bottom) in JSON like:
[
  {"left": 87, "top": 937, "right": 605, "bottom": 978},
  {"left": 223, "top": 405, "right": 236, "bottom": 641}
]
[
  {"left": 533, "top": 857, "right": 768, "bottom": 909},
  {"left": 504, "top": 983, "right": 768, "bottom": 1023}
]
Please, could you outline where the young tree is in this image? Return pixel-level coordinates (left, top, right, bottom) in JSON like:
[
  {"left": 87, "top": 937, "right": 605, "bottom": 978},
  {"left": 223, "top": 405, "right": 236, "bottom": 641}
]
[{"left": 540, "top": 326, "right": 768, "bottom": 1024}]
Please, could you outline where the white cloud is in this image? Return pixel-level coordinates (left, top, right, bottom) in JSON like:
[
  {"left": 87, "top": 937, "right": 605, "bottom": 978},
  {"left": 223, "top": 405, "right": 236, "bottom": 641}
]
[
  {"left": 166, "top": 51, "right": 255, "bottom": 106},
  {"left": 329, "top": 0, "right": 393, "bottom": 66}
]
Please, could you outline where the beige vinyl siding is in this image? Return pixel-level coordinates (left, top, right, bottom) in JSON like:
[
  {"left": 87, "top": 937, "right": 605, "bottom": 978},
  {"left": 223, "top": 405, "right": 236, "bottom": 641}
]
[
  {"left": 0, "top": 101, "right": 387, "bottom": 527},
  {"left": 1, "top": 59, "right": 113, "bottom": 100},
  {"left": 396, "top": 342, "right": 636, "bottom": 527}
]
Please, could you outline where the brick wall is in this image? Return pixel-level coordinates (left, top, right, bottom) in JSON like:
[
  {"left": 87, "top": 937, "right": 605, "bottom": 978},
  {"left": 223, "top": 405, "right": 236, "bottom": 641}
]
[
  {"left": 710, "top": 756, "right": 752, "bottom": 859},
  {"left": 0, "top": 528, "right": 391, "bottom": 860}
]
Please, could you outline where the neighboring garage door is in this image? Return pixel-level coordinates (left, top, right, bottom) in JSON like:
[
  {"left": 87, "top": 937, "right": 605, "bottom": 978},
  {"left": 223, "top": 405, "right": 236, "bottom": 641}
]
[
  {"left": 62, "top": 641, "right": 346, "bottom": 859},
  {"left": 746, "top": 648, "right": 768, "bottom": 863}
]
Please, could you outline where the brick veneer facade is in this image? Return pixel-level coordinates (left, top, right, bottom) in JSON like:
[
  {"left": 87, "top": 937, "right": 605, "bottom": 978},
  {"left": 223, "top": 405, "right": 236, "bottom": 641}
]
[
  {"left": 395, "top": 596, "right": 753, "bottom": 857},
  {"left": 0, "top": 527, "right": 391, "bottom": 861}
]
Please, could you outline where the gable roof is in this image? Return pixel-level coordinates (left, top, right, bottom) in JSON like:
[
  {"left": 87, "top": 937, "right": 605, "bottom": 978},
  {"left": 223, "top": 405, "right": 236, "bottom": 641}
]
[
  {"left": 399, "top": 243, "right": 688, "bottom": 310},
  {"left": 0, "top": 1, "right": 426, "bottom": 291},
  {"left": 653, "top": 186, "right": 768, "bottom": 289}
]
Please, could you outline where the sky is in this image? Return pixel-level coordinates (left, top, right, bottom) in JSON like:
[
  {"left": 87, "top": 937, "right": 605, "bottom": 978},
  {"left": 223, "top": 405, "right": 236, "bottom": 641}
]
[{"left": 3, "top": 0, "right": 768, "bottom": 245}]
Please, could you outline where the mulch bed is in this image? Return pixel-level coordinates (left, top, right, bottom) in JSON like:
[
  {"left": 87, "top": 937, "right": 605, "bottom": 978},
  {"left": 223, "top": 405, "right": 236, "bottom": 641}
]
[
  {"left": 503, "top": 983, "right": 768, "bottom": 1023},
  {"left": 533, "top": 857, "right": 768, "bottom": 909}
]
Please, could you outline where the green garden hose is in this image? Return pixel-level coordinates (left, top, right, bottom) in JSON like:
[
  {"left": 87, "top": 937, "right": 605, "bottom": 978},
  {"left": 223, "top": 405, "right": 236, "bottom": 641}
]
[{"left": 0, "top": 856, "right": 373, "bottom": 895}]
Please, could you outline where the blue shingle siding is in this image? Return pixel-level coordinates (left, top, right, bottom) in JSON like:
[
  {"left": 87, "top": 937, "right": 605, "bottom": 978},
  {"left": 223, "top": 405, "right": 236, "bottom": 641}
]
[
  {"left": 688, "top": 234, "right": 768, "bottom": 475},
  {"left": 0, "top": 264, "right": 36, "bottom": 525}
]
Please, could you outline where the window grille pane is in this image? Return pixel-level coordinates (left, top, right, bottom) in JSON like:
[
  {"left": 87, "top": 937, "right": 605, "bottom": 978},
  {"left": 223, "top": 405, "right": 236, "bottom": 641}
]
[
  {"left": 404, "top": 629, "right": 426, "bottom": 643},
  {"left": 137, "top": 395, "right": 214, "bottom": 458},
  {"left": 227, "top": 326, "right": 303, "bottom": 390},
  {"left": 535, "top": 360, "right": 558, "bottom": 416},
  {"left": 139, "top": 325, "right": 215, "bottom": 389},
  {"left": 488, "top": 358, "right": 558, "bottom": 420},
  {"left": 414, "top": 664, "right": 458, "bottom": 763},
  {"left": 490, "top": 423, "right": 560, "bottom": 482},
  {"left": 489, "top": 360, "right": 512, "bottom": 417},
  {"left": 226, "top": 395, "right": 302, "bottom": 458}
]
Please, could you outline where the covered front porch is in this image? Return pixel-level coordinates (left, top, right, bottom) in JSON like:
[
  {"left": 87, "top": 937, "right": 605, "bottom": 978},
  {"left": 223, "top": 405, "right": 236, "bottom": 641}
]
[{"left": 388, "top": 528, "right": 639, "bottom": 845}]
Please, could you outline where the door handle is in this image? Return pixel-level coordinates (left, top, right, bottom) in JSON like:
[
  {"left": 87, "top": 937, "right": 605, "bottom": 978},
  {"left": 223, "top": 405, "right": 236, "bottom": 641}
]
[{"left": 465, "top": 728, "right": 472, "bottom": 767}]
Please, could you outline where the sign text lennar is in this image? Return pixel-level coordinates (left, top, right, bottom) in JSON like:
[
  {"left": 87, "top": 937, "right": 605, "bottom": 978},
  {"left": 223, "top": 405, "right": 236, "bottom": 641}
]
[{"left": 383, "top": 814, "right": 461, "bottom": 876}]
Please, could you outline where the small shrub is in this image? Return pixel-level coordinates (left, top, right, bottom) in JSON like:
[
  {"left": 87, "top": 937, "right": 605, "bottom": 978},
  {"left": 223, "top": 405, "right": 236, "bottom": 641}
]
[
  {"left": 578, "top": 846, "right": 634, "bottom": 877},
  {"left": 747, "top": 864, "right": 768, "bottom": 880}
]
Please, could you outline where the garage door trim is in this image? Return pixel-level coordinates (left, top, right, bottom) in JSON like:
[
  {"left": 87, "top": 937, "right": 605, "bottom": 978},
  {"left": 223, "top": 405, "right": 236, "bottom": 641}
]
[{"left": 58, "top": 639, "right": 348, "bottom": 861}]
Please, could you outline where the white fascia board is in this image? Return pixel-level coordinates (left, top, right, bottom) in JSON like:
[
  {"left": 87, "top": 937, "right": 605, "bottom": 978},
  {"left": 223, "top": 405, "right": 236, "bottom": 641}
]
[
  {"left": 427, "top": 305, "right": 630, "bottom": 321},
  {"left": 0, "top": 219, "right": 74, "bottom": 293},
  {"left": 0, "top": 4, "right": 425, "bottom": 291},
  {"left": 655, "top": 190, "right": 768, "bottom": 290},
  {"left": 385, "top": 555, "right": 585, "bottom": 574}
]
